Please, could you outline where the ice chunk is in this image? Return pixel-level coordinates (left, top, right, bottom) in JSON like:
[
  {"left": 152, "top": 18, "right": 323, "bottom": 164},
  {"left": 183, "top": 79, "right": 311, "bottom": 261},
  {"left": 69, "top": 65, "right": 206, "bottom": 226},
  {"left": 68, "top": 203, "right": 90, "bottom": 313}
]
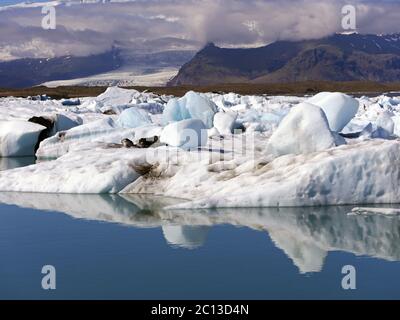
[
  {"left": 51, "top": 114, "right": 82, "bottom": 135},
  {"left": 160, "top": 119, "right": 208, "bottom": 149},
  {"left": 266, "top": 102, "right": 337, "bottom": 157},
  {"left": 0, "top": 120, "right": 45, "bottom": 157},
  {"left": 307, "top": 92, "right": 359, "bottom": 132},
  {"left": 162, "top": 91, "right": 217, "bottom": 128},
  {"left": 213, "top": 112, "right": 237, "bottom": 135},
  {"left": 376, "top": 111, "right": 394, "bottom": 137},
  {"left": 116, "top": 107, "right": 152, "bottom": 128},
  {"left": 0, "top": 147, "right": 145, "bottom": 193},
  {"left": 185, "top": 91, "right": 217, "bottom": 128},
  {"left": 95, "top": 87, "right": 140, "bottom": 107},
  {"left": 162, "top": 98, "right": 190, "bottom": 124},
  {"left": 36, "top": 117, "right": 162, "bottom": 159},
  {"left": 167, "top": 140, "right": 400, "bottom": 209}
]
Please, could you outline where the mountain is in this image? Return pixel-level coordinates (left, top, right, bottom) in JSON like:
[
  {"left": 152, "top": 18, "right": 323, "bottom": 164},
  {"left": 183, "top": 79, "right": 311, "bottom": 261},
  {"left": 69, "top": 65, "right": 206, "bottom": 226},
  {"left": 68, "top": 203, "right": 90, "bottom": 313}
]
[
  {"left": 0, "top": 49, "right": 122, "bottom": 88},
  {"left": 168, "top": 33, "right": 400, "bottom": 86}
]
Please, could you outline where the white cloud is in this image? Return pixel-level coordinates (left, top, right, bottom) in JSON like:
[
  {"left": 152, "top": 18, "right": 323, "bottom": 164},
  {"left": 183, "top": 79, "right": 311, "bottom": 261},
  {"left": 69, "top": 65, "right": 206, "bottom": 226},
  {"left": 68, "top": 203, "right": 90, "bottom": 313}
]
[{"left": 0, "top": 0, "right": 398, "bottom": 60}]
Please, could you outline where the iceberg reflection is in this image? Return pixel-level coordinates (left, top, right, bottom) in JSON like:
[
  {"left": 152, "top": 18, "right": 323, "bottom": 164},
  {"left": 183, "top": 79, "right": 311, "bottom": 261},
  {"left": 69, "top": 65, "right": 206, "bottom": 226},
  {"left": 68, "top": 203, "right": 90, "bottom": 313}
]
[
  {"left": 1, "top": 192, "right": 400, "bottom": 273},
  {"left": 0, "top": 157, "right": 36, "bottom": 171}
]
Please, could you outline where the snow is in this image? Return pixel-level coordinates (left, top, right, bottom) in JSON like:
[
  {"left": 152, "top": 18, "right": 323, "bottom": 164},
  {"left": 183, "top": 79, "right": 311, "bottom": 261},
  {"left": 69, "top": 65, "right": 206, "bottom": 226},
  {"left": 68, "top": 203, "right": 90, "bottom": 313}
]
[
  {"left": 307, "top": 92, "right": 359, "bottom": 132},
  {"left": 266, "top": 102, "right": 337, "bottom": 157},
  {"left": 160, "top": 119, "right": 208, "bottom": 149},
  {"left": 116, "top": 107, "right": 152, "bottom": 128},
  {"left": 162, "top": 91, "right": 217, "bottom": 128},
  {"left": 0, "top": 120, "right": 45, "bottom": 157},
  {"left": 1, "top": 87, "right": 400, "bottom": 209}
]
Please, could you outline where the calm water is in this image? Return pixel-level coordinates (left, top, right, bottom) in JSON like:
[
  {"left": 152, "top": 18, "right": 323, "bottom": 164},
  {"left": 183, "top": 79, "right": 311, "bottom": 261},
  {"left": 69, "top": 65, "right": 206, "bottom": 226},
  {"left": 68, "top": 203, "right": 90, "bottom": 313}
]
[{"left": 0, "top": 192, "right": 399, "bottom": 300}]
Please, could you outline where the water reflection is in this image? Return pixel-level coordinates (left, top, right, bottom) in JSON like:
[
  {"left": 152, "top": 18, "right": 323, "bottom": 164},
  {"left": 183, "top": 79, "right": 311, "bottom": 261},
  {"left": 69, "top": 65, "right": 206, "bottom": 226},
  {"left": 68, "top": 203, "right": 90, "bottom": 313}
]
[
  {"left": 0, "top": 192, "right": 399, "bottom": 274},
  {"left": 0, "top": 157, "right": 36, "bottom": 171}
]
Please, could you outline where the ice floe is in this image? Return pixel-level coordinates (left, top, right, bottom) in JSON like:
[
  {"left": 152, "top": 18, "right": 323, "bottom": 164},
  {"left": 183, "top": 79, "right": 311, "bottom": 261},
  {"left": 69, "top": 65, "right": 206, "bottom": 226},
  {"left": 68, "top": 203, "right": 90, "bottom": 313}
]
[
  {"left": 0, "top": 120, "right": 45, "bottom": 156},
  {"left": 307, "top": 92, "right": 359, "bottom": 132},
  {"left": 162, "top": 91, "right": 217, "bottom": 128},
  {"left": 266, "top": 102, "right": 337, "bottom": 157}
]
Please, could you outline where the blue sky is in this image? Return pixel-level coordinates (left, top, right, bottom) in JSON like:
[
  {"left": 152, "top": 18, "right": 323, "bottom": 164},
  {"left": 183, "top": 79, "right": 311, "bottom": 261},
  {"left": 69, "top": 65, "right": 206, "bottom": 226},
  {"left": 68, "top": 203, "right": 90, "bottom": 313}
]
[{"left": 0, "top": 0, "right": 399, "bottom": 60}]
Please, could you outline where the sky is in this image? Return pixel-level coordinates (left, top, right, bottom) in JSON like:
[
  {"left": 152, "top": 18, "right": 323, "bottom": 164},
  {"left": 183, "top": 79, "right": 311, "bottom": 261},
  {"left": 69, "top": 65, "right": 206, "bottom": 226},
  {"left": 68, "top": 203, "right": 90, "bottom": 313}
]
[{"left": 0, "top": 0, "right": 399, "bottom": 61}]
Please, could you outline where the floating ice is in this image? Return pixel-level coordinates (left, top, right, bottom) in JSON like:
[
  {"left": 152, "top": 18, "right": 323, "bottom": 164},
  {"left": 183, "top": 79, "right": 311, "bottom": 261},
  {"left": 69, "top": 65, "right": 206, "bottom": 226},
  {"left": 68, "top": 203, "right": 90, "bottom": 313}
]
[
  {"left": 160, "top": 119, "right": 208, "bottom": 149},
  {"left": 50, "top": 113, "right": 82, "bottom": 135},
  {"left": 162, "top": 91, "right": 217, "bottom": 128},
  {"left": 167, "top": 140, "right": 400, "bottom": 208},
  {"left": 0, "top": 120, "right": 45, "bottom": 157},
  {"left": 376, "top": 111, "right": 395, "bottom": 138},
  {"left": 307, "top": 92, "right": 359, "bottom": 132},
  {"left": 213, "top": 112, "right": 237, "bottom": 135},
  {"left": 116, "top": 107, "right": 152, "bottom": 128},
  {"left": 36, "top": 117, "right": 162, "bottom": 159},
  {"left": 266, "top": 102, "right": 337, "bottom": 157},
  {"left": 162, "top": 98, "right": 191, "bottom": 124},
  {"left": 95, "top": 87, "right": 141, "bottom": 107}
]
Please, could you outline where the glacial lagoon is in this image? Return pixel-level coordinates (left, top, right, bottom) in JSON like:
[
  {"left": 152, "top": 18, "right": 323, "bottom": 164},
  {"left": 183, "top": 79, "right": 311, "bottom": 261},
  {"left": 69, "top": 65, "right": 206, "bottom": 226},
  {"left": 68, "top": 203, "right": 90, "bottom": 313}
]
[{"left": 0, "top": 192, "right": 400, "bottom": 299}]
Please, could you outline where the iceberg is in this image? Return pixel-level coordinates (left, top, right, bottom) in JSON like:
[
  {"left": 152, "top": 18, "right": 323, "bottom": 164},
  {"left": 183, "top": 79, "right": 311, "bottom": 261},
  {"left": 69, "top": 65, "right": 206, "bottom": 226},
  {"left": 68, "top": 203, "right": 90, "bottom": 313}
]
[
  {"left": 167, "top": 140, "right": 400, "bottom": 208},
  {"left": 266, "top": 102, "right": 337, "bottom": 157},
  {"left": 213, "top": 112, "right": 238, "bottom": 135},
  {"left": 95, "top": 87, "right": 141, "bottom": 107},
  {"left": 0, "top": 120, "right": 45, "bottom": 157},
  {"left": 36, "top": 117, "right": 162, "bottom": 159},
  {"left": 162, "top": 91, "right": 217, "bottom": 128},
  {"left": 160, "top": 119, "right": 208, "bottom": 149},
  {"left": 307, "top": 92, "right": 359, "bottom": 132},
  {"left": 116, "top": 107, "right": 152, "bottom": 128},
  {"left": 375, "top": 111, "right": 395, "bottom": 138}
]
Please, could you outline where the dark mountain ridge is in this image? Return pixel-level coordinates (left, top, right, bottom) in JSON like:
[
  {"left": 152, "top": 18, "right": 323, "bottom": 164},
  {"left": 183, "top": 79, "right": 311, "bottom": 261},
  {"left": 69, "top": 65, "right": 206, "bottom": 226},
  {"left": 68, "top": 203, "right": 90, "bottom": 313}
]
[{"left": 168, "top": 33, "right": 400, "bottom": 86}]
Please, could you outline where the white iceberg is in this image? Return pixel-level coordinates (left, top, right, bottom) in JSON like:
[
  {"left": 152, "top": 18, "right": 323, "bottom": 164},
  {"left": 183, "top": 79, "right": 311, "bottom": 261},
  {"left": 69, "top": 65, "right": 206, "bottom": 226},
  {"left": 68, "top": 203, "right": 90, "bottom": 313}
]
[
  {"left": 165, "top": 140, "right": 400, "bottom": 208},
  {"left": 375, "top": 111, "right": 395, "bottom": 138},
  {"left": 266, "top": 102, "right": 337, "bottom": 157},
  {"left": 116, "top": 107, "right": 152, "bottom": 128},
  {"left": 0, "top": 120, "right": 45, "bottom": 157},
  {"left": 160, "top": 119, "right": 208, "bottom": 149},
  {"left": 94, "top": 86, "right": 141, "bottom": 107},
  {"left": 213, "top": 111, "right": 238, "bottom": 135},
  {"left": 36, "top": 117, "right": 162, "bottom": 159},
  {"left": 0, "top": 147, "right": 145, "bottom": 193},
  {"left": 307, "top": 92, "right": 359, "bottom": 132}
]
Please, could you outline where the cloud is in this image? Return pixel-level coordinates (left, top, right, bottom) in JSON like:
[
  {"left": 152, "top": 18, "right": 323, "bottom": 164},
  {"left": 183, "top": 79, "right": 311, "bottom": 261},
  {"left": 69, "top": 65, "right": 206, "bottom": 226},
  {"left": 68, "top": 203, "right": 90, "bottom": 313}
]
[{"left": 0, "top": 0, "right": 399, "bottom": 60}]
